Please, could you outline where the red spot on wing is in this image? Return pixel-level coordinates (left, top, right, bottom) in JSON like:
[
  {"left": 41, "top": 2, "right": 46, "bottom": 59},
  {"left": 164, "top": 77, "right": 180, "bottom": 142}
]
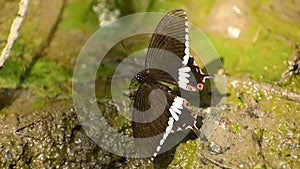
[
  {"left": 191, "top": 112, "right": 197, "bottom": 118},
  {"left": 183, "top": 100, "right": 190, "bottom": 109},
  {"left": 197, "top": 83, "right": 204, "bottom": 90},
  {"left": 186, "top": 85, "right": 197, "bottom": 91}
]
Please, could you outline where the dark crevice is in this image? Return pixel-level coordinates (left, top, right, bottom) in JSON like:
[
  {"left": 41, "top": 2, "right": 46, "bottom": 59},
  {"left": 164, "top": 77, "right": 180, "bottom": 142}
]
[
  {"left": 0, "top": 88, "right": 20, "bottom": 110},
  {"left": 253, "top": 128, "right": 269, "bottom": 168},
  {"left": 16, "top": 0, "right": 67, "bottom": 88}
]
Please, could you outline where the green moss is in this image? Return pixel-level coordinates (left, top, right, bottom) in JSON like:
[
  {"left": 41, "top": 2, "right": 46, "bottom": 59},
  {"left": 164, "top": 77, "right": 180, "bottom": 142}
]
[
  {"left": 184, "top": 140, "right": 198, "bottom": 167},
  {"left": 172, "top": 139, "right": 198, "bottom": 168},
  {"left": 0, "top": 58, "right": 26, "bottom": 88},
  {"left": 23, "top": 59, "right": 71, "bottom": 98},
  {"left": 10, "top": 41, "right": 26, "bottom": 57},
  {"left": 0, "top": 107, "right": 8, "bottom": 115},
  {"left": 230, "top": 123, "right": 241, "bottom": 133}
]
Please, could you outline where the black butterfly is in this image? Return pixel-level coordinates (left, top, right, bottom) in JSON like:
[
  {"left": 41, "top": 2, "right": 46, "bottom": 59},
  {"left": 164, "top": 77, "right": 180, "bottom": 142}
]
[{"left": 131, "top": 9, "right": 211, "bottom": 158}]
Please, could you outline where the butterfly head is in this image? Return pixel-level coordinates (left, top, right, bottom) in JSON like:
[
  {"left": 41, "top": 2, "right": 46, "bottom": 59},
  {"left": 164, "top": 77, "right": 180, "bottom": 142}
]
[{"left": 134, "top": 72, "right": 146, "bottom": 83}]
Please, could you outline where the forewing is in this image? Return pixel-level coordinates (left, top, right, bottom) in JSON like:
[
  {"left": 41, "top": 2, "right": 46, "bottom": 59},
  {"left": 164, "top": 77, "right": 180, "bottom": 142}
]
[{"left": 145, "top": 9, "right": 188, "bottom": 82}]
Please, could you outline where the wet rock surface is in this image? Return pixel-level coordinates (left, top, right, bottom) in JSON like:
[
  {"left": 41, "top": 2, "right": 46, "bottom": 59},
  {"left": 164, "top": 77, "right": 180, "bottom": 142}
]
[{"left": 0, "top": 102, "right": 125, "bottom": 168}]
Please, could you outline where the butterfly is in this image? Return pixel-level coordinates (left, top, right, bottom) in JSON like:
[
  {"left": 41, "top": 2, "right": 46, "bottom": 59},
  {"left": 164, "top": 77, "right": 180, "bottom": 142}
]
[{"left": 131, "top": 9, "right": 212, "bottom": 158}]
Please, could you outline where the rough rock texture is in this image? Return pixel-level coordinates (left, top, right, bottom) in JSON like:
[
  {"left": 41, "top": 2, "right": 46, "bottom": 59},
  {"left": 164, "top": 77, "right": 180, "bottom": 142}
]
[{"left": 0, "top": 102, "right": 125, "bottom": 168}]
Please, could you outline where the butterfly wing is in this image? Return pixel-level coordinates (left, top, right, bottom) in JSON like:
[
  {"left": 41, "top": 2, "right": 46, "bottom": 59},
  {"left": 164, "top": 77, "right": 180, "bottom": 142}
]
[
  {"left": 145, "top": 9, "right": 188, "bottom": 84},
  {"left": 132, "top": 70, "right": 197, "bottom": 158},
  {"left": 132, "top": 9, "right": 201, "bottom": 158},
  {"left": 132, "top": 77, "right": 177, "bottom": 157}
]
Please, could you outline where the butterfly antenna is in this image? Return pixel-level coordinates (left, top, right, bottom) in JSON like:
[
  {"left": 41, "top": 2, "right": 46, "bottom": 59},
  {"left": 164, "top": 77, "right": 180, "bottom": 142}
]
[
  {"left": 199, "top": 68, "right": 214, "bottom": 82},
  {"left": 207, "top": 74, "right": 215, "bottom": 79},
  {"left": 202, "top": 73, "right": 214, "bottom": 82}
]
